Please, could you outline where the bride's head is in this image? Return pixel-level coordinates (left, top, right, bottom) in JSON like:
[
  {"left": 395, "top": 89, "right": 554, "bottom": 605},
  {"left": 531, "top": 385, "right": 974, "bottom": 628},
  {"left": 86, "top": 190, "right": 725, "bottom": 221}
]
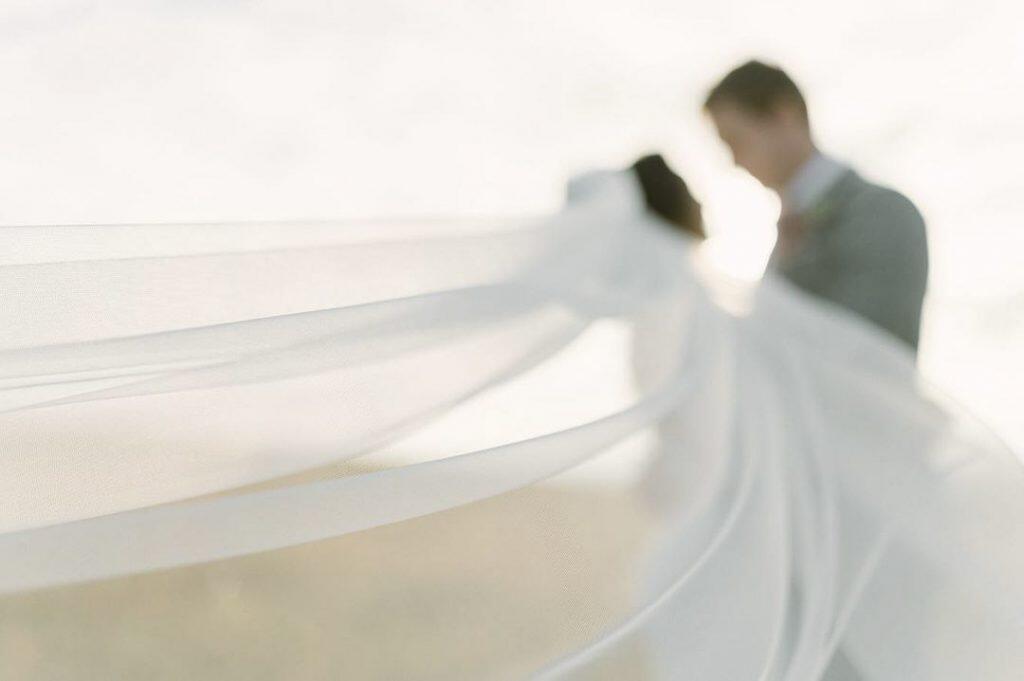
[{"left": 630, "top": 154, "right": 705, "bottom": 240}]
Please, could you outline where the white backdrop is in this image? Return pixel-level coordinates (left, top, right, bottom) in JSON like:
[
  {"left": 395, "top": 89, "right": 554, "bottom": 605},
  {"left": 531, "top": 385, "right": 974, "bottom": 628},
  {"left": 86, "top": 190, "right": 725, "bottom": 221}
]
[{"left": 1, "top": 0, "right": 1022, "bottom": 453}]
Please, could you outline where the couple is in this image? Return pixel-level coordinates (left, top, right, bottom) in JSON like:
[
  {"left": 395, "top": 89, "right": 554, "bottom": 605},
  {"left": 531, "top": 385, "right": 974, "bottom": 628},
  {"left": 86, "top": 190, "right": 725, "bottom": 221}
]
[
  {"left": 607, "top": 60, "right": 929, "bottom": 354},
  {"left": 599, "top": 61, "right": 931, "bottom": 681}
]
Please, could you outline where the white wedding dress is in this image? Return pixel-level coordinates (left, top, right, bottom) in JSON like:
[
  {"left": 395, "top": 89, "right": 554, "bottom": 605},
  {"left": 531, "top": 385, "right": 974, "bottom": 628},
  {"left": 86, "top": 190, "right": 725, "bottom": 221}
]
[{"left": 1, "top": 170, "right": 1022, "bottom": 679}]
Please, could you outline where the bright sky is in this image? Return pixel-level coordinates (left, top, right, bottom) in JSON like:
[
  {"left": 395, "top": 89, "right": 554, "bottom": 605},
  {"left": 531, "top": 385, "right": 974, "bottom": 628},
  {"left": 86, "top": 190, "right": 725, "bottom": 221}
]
[{"left": 2, "top": 1, "right": 1022, "bottom": 456}]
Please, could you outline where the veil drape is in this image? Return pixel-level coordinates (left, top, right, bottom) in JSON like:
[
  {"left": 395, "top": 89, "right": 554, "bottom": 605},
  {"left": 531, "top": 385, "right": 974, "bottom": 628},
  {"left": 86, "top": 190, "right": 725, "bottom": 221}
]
[{"left": 1, "top": 171, "right": 1022, "bottom": 679}]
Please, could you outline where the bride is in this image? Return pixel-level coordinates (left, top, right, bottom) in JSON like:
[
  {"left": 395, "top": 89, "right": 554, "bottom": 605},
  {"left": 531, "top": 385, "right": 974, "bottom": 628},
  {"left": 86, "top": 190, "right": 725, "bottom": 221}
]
[{"left": 0, "top": 154, "right": 1022, "bottom": 680}]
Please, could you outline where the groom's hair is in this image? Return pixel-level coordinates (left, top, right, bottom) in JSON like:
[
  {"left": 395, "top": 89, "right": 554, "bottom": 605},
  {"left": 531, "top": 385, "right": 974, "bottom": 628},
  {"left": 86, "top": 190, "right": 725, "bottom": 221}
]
[{"left": 704, "top": 60, "right": 808, "bottom": 124}]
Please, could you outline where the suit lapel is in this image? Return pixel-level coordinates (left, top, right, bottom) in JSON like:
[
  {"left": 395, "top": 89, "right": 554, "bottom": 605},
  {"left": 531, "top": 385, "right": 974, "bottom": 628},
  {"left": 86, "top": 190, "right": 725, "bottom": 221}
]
[
  {"left": 771, "top": 170, "right": 864, "bottom": 274},
  {"left": 802, "top": 169, "right": 863, "bottom": 233}
]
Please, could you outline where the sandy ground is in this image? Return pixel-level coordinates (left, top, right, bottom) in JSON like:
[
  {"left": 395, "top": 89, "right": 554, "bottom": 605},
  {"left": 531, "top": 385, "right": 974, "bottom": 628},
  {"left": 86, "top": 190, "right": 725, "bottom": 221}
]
[{"left": 0, "top": 482, "right": 655, "bottom": 680}]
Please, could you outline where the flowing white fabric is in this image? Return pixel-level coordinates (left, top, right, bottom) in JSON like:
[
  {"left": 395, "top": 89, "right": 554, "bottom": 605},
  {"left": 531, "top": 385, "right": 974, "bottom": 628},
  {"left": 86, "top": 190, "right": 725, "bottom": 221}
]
[{"left": 1, "top": 171, "right": 1022, "bottom": 679}]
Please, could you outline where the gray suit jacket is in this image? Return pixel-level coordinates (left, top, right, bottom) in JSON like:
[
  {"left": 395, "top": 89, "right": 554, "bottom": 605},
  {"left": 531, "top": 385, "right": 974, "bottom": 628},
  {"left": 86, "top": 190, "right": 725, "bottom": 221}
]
[{"left": 771, "top": 169, "right": 929, "bottom": 351}]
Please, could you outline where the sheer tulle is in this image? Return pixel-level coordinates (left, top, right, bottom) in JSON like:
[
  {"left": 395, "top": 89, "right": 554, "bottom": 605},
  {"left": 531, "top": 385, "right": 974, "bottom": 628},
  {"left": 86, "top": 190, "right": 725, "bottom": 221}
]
[{"left": 1, "top": 172, "right": 1022, "bottom": 679}]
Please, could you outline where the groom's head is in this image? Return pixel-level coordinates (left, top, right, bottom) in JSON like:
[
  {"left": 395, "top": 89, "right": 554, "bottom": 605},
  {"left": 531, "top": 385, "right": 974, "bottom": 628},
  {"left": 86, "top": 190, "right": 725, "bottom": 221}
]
[{"left": 704, "top": 60, "right": 815, "bottom": 192}]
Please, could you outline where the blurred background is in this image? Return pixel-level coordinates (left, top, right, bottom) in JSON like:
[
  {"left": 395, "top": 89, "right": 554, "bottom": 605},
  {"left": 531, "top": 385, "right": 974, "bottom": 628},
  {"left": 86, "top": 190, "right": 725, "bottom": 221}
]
[
  {"left": 2, "top": 0, "right": 1020, "bottom": 453},
  {"left": 1, "top": 2, "right": 1022, "bottom": 677}
]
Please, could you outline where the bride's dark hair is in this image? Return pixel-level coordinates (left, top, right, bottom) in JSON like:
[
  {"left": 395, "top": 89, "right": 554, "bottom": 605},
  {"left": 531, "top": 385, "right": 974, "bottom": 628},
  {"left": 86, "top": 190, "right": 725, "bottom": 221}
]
[{"left": 631, "top": 154, "right": 705, "bottom": 239}]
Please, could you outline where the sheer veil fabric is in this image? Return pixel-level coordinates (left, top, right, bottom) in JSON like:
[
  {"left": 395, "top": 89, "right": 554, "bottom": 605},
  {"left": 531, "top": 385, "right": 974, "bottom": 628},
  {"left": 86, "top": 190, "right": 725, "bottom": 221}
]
[{"left": 2, "top": 171, "right": 1022, "bottom": 679}]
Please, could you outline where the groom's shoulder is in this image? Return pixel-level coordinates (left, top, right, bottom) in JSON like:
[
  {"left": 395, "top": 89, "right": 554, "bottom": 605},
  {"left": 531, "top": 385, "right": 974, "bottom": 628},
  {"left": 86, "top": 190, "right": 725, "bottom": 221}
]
[{"left": 841, "top": 171, "right": 926, "bottom": 237}]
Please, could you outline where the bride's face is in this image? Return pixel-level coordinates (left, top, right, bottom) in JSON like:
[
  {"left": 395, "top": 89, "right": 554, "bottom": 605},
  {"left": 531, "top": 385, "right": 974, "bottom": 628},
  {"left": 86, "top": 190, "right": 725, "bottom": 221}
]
[{"left": 708, "top": 103, "right": 803, "bottom": 191}]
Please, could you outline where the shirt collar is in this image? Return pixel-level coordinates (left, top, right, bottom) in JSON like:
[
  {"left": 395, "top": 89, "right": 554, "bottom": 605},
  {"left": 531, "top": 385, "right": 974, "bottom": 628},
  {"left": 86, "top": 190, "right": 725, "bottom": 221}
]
[{"left": 782, "top": 151, "right": 849, "bottom": 215}]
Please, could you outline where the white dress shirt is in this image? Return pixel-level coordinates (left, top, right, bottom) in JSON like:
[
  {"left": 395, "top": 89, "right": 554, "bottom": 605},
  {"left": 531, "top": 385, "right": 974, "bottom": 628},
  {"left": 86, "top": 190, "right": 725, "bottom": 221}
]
[{"left": 782, "top": 151, "right": 850, "bottom": 216}]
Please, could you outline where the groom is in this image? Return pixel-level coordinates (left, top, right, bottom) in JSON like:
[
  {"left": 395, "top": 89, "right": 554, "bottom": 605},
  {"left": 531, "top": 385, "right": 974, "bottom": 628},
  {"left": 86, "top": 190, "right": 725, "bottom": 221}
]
[{"left": 704, "top": 60, "right": 928, "bottom": 354}]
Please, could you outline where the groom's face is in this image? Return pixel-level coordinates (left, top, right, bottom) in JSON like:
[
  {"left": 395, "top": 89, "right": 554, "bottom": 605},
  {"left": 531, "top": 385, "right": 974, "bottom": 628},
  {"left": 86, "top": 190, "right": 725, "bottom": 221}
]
[{"left": 708, "top": 104, "right": 792, "bottom": 191}]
